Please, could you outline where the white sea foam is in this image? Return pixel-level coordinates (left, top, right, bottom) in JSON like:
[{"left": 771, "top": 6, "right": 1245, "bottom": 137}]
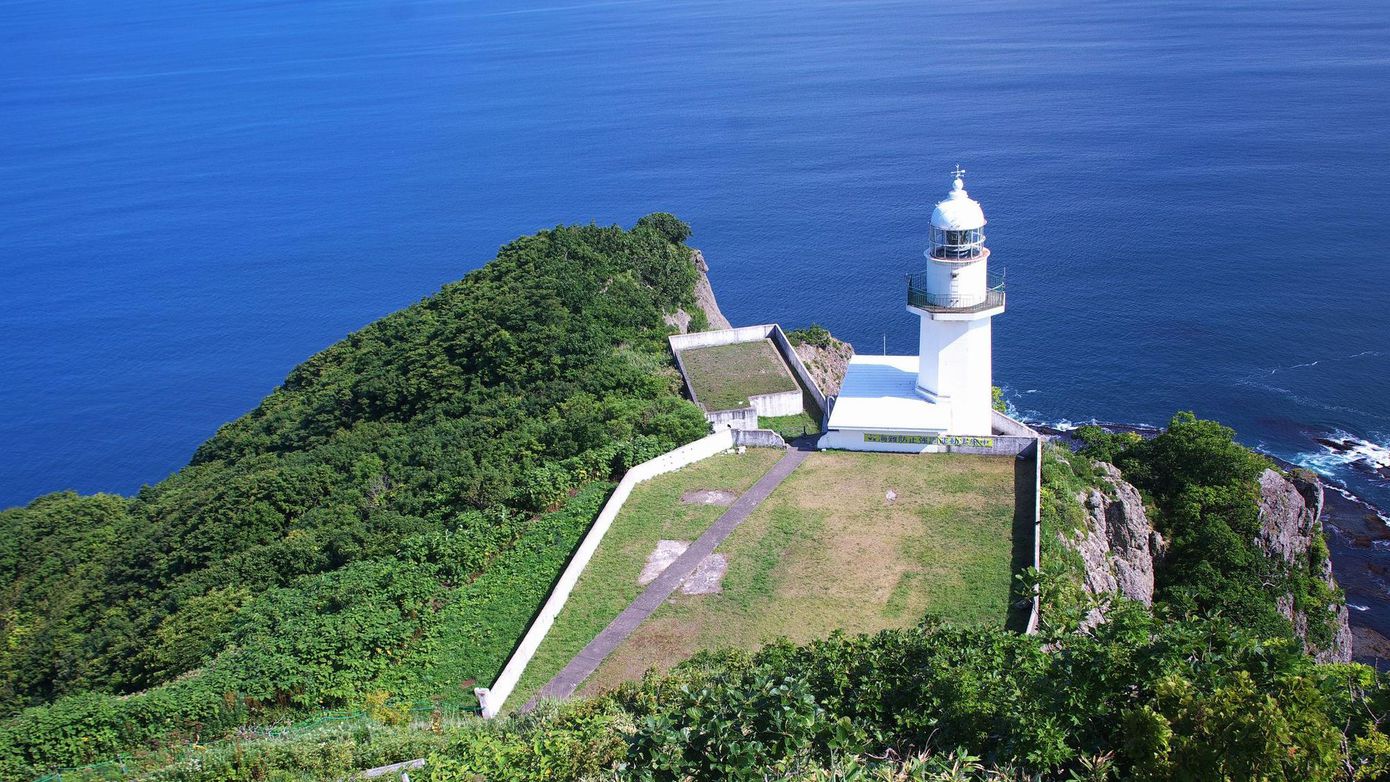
[
  {"left": 1350, "top": 602, "right": 1371, "bottom": 612},
  {"left": 1296, "top": 430, "right": 1390, "bottom": 480}
]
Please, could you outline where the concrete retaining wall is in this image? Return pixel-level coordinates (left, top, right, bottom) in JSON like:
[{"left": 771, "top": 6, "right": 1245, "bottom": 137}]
[
  {"left": 819, "top": 429, "right": 1036, "bottom": 456},
  {"left": 992, "top": 410, "right": 1040, "bottom": 438},
  {"left": 475, "top": 428, "right": 737, "bottom": 718},
  {"left": 1023, "top": 438, "right": 1042, "bottom": 635},
  {"left": 766, "top": 325, "right": 828, "bottom": 417},
  {"left": 732, "top": 428, "right": 787, "bottom": 448},
  {"left": 707, "top": 407, "right": 759, "bottom": 430},
  {"left": 749, "top": 390, "right": 803, "bottom": 417},
  {"left": 667, "top": 324, "right": 775, "bottom": 351}
]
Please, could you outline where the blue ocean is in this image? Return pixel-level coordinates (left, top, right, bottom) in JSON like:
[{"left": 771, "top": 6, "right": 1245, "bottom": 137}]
[{"left": 3, "top": 0, "right": 1388, "bottom": 526}]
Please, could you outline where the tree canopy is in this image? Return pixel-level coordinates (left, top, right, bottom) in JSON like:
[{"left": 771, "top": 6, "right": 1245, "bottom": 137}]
[{"left": 0, "top": 217, "right": 710, "bottom": 774}]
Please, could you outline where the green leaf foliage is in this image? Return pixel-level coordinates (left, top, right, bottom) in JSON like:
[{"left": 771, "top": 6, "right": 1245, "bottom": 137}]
[
  {"left": 416, "top": 612, "right": 1390, "bottom": 782},
  {"left": 0, "top": 217, "right": 710, "bottom": 775}
]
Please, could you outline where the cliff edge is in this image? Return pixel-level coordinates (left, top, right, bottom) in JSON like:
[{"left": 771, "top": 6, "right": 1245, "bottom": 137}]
[
  {"left": 1064, "top": 462, "right": 1162, "bottom": 627},
  {"left": 1256, "top": 468, "right": 1354, "bottom": 663},
  {"left": 1061, "top": 460, "right": 1352, "bottom": 661},
  {"left": 664, "top": 249, "right": 732, "bottom": 333}
]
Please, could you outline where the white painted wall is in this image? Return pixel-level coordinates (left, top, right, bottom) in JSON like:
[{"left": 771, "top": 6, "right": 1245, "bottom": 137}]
[
  {"left": 925, "top": 253, "right": 988, "bottom": 308},
  {"left": 914, "top": 315, "right": 993, "bottom": 436},
  {"left": 819, "top": 428, "right": 1035, "bottom": 456},
  {"left": 668, "top": 325, "right": 774, "bottom": 352},
  {"left": 707, "top": 407, "right": 759, "bottom": 430},
  {"left": 474, "top": 429, "right": 737, "bottom": 718}
]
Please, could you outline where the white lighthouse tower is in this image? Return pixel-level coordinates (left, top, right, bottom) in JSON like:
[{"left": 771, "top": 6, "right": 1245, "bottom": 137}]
[
  {"left": 819, "top": 167, "right": 1006, "bottom": 452},
  {"left": 907, "top": 167, "right": 1004, "bottom": 435}
]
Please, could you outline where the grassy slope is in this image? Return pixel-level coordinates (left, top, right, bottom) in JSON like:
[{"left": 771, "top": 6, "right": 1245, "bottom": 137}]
[
  {"left": 583, "top": 451, "right": 1017, "bottom": 693},
  {"left": 375, "top": 482, "right": 613, "bottom": 706},
  {"left": 506, "top": 449, "right": 784, "bottom": 709},
  {"left": 678, "top": 340, "right": 798, "bottom": 410}
]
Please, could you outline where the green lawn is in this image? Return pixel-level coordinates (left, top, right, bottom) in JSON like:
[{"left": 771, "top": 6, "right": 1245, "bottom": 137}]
[
  {"left": 505, "top": 448, "right": 786, "bottom": 711},
  {"left": 581, "top": 451, "right": 1018, "bottom": 694},
  {"left": 678, "top": 340, "right": 799, "bottom": 410},
  {"left": 758, "top": 411, "right": 821, "bottom": 440}
]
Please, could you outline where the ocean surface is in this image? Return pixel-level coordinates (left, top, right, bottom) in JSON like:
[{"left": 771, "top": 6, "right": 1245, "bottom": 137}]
[{"left": 3, "top": 0, "right": 1388, "bottom": 525}]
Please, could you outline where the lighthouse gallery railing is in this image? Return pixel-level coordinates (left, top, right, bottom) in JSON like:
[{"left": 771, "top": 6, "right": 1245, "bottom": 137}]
[{"left": 906, "top": 270, "right": 1006, "bottom": 312}]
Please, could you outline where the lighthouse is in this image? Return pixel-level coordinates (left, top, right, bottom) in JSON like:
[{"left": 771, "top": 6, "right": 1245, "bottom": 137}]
[
  {"left": 907, "top": 167, "right": 1004, "bottom": 436},
  {"left": 819, "top": 168, "right": 1007, "bottom": 453}
]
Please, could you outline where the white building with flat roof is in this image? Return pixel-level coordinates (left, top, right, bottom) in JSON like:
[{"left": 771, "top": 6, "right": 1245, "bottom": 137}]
[{"left": 820, "top": 168, "right": 1006, "bottom": 453}]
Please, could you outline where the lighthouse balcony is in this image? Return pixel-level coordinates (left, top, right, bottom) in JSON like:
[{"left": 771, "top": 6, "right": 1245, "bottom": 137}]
[{"left": 906, "top": 271, "right": 1006, "bottom": 313}]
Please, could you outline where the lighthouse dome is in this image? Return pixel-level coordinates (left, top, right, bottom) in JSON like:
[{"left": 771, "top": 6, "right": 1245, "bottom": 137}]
[{"left": 930, "top": 177, "right": 986, "bottom": 231}]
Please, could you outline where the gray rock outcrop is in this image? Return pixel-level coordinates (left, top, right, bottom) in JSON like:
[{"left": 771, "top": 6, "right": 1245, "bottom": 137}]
[
  {"left": 1060, "top": 460, "right": 1352, "bottom": 661},
  {"left": 1064, "top": 462, "right": 1161, "bottom": 626},
  {"left": 665, "top": 249, "right": 732, "bottom": 334},
  {"left": 1256, "top": 468, "right": 1353, "bottom": 663}
]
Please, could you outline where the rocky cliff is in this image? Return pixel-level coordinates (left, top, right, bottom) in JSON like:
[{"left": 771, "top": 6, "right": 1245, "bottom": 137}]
[
  {"left": 1061, "top": 460, "right": 1352, "bottom": 661},
  {"left": 1256, "top": 468, "right": 1354, "bottom": 663},
  {"left": 1064, "top": 462, "right": 1162, "bottom": 627},
  {"left": 791, "top": 338, "right": 854, "bottom": 396},
  {"left": 664, "top": 249, "right": 732, "bottom": 333}
]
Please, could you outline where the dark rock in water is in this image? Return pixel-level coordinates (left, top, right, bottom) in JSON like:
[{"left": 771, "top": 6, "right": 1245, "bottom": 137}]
[{"left": 1316, "top": 437, "right": 1354, "bottom": 452}]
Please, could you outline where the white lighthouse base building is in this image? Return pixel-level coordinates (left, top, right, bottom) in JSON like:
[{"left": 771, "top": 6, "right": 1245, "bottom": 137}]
[
  {"left": 819, "top": 355, "right": 999, "bottom": 453},
  {"left": 819, "top": 169, "right": 1007, "bottom": 454}
]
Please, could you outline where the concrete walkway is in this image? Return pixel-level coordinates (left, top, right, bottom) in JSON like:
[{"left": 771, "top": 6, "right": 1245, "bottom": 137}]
[{"left": 521, "top": 440, "right": 813, "bottom": 710}]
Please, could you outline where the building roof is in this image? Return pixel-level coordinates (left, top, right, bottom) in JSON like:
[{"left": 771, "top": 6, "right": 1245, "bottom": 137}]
[
  {"left": 930, "top": 177, "right": 986, "bottom": 231},
  {"left": 825, "top": 355, "right": 951, "bottom": 432}
]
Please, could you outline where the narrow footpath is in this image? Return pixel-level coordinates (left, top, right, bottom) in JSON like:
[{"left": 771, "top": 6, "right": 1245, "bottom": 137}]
[{"left": 522, "top": 439, "right": 813, "bottom": 710}]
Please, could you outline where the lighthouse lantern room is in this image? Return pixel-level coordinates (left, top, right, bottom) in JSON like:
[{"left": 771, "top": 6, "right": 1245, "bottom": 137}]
[{"left": 819, "top": 168, "right": 1007, "bottom": 453}]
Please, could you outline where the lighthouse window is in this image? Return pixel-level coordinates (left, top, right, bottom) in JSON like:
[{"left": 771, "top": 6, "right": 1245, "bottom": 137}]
[{"left": 932, "top": 227, "right": 983, "bottom": 259}]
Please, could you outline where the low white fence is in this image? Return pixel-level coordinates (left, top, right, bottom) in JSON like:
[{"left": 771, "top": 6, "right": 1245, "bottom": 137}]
[
  {"left": 1024, "top": 436, "right": 1043, "bottom": 635},
  {"left": 474, "top": 428, "right": 737, "bottom": 718}
]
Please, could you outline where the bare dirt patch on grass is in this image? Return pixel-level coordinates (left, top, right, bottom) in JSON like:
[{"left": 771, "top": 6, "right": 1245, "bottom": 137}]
[
  {"left": 584, "top": 451, "right": 1017, "bottom": 693},
  {"left": 681, "top": 488, "right": 737, "bottom": 506},
  {"left": 638, "top": 540, "right": 690, "bottom": 585},
  {"left": 680, "top": 554, "right": 727, "bottom": 595}
]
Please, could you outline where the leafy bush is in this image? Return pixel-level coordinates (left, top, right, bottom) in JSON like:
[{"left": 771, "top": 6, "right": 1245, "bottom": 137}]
[
  {"left": 421, "top": 613, "right": 1390, "bottom": 781},
  {"left": 785, "top": 324, "right": 832, "bottom": 348}
]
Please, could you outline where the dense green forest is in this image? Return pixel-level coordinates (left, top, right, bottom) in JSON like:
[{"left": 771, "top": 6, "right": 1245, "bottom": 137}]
[{"left": 0, "top": 215, "right": 711, "bottom": 775}]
